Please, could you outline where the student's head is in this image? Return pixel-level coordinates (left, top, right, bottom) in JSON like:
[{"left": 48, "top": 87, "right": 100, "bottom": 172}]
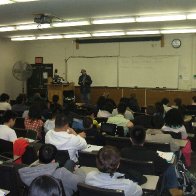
[
  {"left": 164, "top": 108, "right": 184, "bottom": 127},
  {"left": 117, "top": 103, "right": 126, "bottom": 114},
  {"left": 161, "top": 98, "right": 169, "bottom": 105},
  {"left": 154, "top": 102, "right": 164, "bottom": 115},
  {"left": 55, "top": 113, "right": 70, "bottom": 129},
  {"left": 102, "top": 101, "right": 114, "bottom": 113},
  {"left": 52, "top": 95, "right": 59, "bottom": 104},
  {"left": 16, "top": 94, "right": 26, "bottom": 104},
  {"left": 130, "top": 126, "right": 146, "bottom": 145},
  {"left": 3, "top": 110, "right": 17, "bottom": 127},
  {"left": 28, "top": 104, "right": 42, "bottom": 120},
  {"left": 119, "top": 97, "right": 129, "bottom": 107},
  {"left": 39, "top": 144, "right": 57, "bottom": 164},
  {"left": 96, "top": 146, "right": 120, "bottom": 176},
  {"left": 146, "top": 105, "right": 155, "bottom": 115},
  {"left": 28, "top": 175, "right": 64, "bottom": 196},
  {"left": 0, "top": 93, "right": 10, "bottom": 102},
  {"left": 96, "top": 96, "right": 106, "bottom": 110},
  {"left": 83, "top": 116, "right": 93, "bottom": 129},
  {"left": 174, "top": 98, "right": 182, "bottom": 107}
]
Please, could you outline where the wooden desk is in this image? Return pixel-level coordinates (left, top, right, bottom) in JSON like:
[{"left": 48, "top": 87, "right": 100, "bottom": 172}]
[
  {"left": 47, "top": 82, "right": 75, "bottom": 105},
  {"left": 141, "top": 175, "right": 159, "bottom": 191}
]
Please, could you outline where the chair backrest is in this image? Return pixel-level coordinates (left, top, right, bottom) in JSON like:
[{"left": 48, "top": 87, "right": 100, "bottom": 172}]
[
  {"left": 100, "top": 123, "right": 117, "bottom": 136},
  {"left": 104, "top": 135, "right": 131, "bottom": 149},
  {"left": 120, "top": 158, "right": 155, "bottom": 175},
  {"left": 186, "top": 105, "right": 196, "bottom": 115},
  {"left": 134, "top": 115, "right": 153, "bottom": 128},
  {"left": 55, "top": 150, "right": 70, "bottom": 167},
  {"left": 14, "top": 117, "right": 25, "bottom": 129},
  {"left": 14, "top": 128, "right": 27, "bottom": 138},
  {"left": 26, "top": 130, "right": 37, "bottom": 140},
  {"left": 94, "top": 117, "right": 108, "bottom": 124},
  {"left": 0, "top": 139, "right": 13, "bottom": 158},
  {"left": 78, "top": 151, "right": 97, "bottom": 167},
  {"left": 0, "top": 163, "right": 20, "bottom": 196},
  {"left": 77, "top": 183, "right": 124, "bottom": 196},
  {"left": 116, "top": 126, "right": 124, "bottom": 137},
  {"left": 144, "top": 141, "right": 170, "bottom": 152}
]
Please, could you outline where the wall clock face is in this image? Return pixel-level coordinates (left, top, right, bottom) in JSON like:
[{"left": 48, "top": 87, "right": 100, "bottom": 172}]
[{"left": 171, "top": 39, "right": 181, "bottom": 48}]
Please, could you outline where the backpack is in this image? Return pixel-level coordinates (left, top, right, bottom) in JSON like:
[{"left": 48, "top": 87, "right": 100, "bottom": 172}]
[{"left": 175, "top": 160, "right": 196, "bottom": 195}]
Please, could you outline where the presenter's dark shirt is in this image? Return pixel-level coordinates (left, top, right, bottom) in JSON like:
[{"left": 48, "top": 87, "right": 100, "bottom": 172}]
[{"left": 78, "top": 74, "right": 92, "bottom": 93}]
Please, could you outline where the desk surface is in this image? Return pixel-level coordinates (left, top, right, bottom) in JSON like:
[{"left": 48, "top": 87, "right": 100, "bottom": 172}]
[
  {"left": 174, "top": 139, "right": 188, "bottom": 147},
  {"left": 141, "top": 175, "right": 159, "bottom": 190}
]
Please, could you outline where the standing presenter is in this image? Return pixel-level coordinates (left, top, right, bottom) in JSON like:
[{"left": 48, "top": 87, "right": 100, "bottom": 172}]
[{"left": 78, "top": 69, "right": 92, "bottom": 104}]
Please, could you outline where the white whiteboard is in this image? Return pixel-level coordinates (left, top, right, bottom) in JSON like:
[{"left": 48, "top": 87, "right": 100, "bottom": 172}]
[
  {"left": 67, "top": 57, "right": 118, "bottom": 87},
  {"left": 119, "top": 56, "right": 179, "bottom": 88}
]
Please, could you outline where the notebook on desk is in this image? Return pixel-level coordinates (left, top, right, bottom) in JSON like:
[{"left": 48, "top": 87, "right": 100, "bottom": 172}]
[
  {"left": 82, "top": 145, "right": 103, "bottom": 152},
  {"left": 157, "top": 151, "right": 175, "bottom": 163}
]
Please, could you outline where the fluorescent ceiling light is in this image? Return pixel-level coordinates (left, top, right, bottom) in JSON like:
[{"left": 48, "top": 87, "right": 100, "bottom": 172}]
[
  {"left": 64, "top": 34, "right": 91, "bottom": 38},
  {"left": 53, "top": 21, "right": 90, "bottom": 27},
  {"left": 0, "top": 26, "right": 15, "bottom": 32},
  {"left": 11, "top": 36, "right": 36, "bottom": 41},
  {"left": 16, "top": 24, "right": 38, "bottom": 30},
  {"left": 92, "top": 17, "right": 135, "bottom": 24},
  {"left": 37, "top": 35, "right": 63, "bottom": 40},
  {"left": 92, "top": 32, "right": 125, "bottom": 37},
  {"left": 13, "top": 0, "right": 39, "bottom": 2},
  {"left": 187, "top": 13, "right": 196, "bottom": 19},
  {"left": 161, "top": 29, "right": 196, "bottom": 34},
  {"left": 0, "top": 0, "right": 13, "bottom": 5},
  {"left": 126, "top": 30, "right": 160, "bottom": 35},
  {"left": 136, "top": 14, "right": 186, "bottom": 22}
]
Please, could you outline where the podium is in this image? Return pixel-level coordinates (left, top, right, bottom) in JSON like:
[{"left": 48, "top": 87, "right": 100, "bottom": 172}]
[{"left": 47, "top": 82, "right": 75, "bottom": 105}]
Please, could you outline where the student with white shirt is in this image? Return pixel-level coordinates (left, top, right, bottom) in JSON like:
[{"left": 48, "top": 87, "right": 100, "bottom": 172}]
[
  {"left": 0, "top": 110, "right": 17, "bottom": 142},
  {"left": 45, "top": 113, "right": 87, "bottom": 162},
  {"left": 0, "top": 93, "right": 11, "bottom": 111}
]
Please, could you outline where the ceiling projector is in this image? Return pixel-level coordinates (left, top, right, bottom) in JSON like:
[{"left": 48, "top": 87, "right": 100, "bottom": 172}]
[{"left": 34, "top": 15, "right": 52, "bottom": 24}]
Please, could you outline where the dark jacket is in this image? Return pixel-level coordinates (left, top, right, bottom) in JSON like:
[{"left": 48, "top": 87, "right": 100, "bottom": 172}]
[
  {"left": 78, "top": 74, "right": 92, "bottom": 93},
  {"left": 121, "top": 146, "right": 170, "bottom": 176}
]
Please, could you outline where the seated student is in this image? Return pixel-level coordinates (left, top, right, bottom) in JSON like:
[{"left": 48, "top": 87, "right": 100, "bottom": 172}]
[
  {"left": 12, "top": 94, "right": 28, "bottom": 113},
  {"left": 28, "top": 175, "right": 65, "bottom": 196},
  {"left": 45, "top": 113, "right": 87, "bottom": 162},
  {"left": 161, "top": 97, "right": 172, "bottom": 113},
  {"left": 19, "top": 144, "right": 85, "bottom": 196},
  {"left": 85, "top": 146, "right": 143, "bottom": 196},
  {"left": 0, "top": 93, "right": 11, "bottom": 111},
  {"left": 161, "top": 108, "right": 191, "bottom": 167},
  {"left": 121, "top": 126, "right": 183, "bottom": 196},
  {"left": 152, "top": 102, "right": 165, "bottom": 128},
  {"left": 24, "top": 104, "right": 44, "bottom": 140},
  {"left": 50, "top": 95, "right": 63, "bottom": 112},
  {"left": 97, "top": 101, "right": 113, "bottom": 118},
  {"left": 112, "top": 97, "right": 134, "bottom": 121},
  {"left": 107, "top": 103, "right": 134, "bottom": 136},
  {"left": 0, "top": 110, "right": 17, "bottom": 142}
]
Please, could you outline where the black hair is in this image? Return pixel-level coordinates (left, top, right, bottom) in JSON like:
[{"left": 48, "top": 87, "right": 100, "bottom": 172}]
[
  {"left": 0, "top": 93, "right": 10, "bottom": 102},
  {"left": 119, "top": 97, "right": 130, "bottom": 107},
  {"left": 96, "top": 96, "right": 106, "bottom": 110},
  {"left": 39, "top": 144, "right": 57, "bottom": 164},
  {"left": 3, "top": 110, "right": 17, "bottom": 123},
  {"left": 130, "top": 126, "right": 146, "bottom": 145},
  {"left": 55, "top": 113, "right": 70, "bottom": 128},
  {"left": 83, "top": 116, "right": 93, "bottom": 129},
  {"left": 52, "top": 95, "right": 59, "bottom": 103},
  {"left": 192, "top": 96, "right": 196, "bottom": 103},
  {"left": 154, "top": 102, "right": 164, "bottom": 115},
  {"left": 16, "top": 94, "right": 26, "bottom": 104},
  {"left": 161, "top": 98, "right": 169, "bottom": 105},
  {"left": 28, "top": 104, "right": 42, "bottom": 120},
  {"left": 117, "top": 103, "right": 126, "bottom": 114},
  {"left": 28, "top": 175, "right": 64, "bottom": 196},
  {"left": 102, "top": 102, "right": 114, "bottom": 113},
  {"left": 164, "top": 108, "right": 184, "bottom": 127},
  {"left": 174, "top": 98, "right": 182, "bottom": 107},
  {"left": 146, "top": 105, "right": 155, "bottom": 115},
  {"left": 96, "top": 146, "right": 120, "bottom": 176}
]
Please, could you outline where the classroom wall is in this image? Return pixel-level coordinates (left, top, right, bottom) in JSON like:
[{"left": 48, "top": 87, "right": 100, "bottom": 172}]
[
  {"left": 1, "top": 33, "right": 195, "bottom": 98},
  {"left": 22, "top": 33, "right": 195, "bottom": 90},
  {"left": 0, "top": 38, "right": 24, "bottom": 99}
]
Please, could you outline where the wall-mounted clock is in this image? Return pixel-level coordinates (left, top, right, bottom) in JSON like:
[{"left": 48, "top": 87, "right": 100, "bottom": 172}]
[{"left": 171, "top": 39, "right": 181, "bottom": 48}]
